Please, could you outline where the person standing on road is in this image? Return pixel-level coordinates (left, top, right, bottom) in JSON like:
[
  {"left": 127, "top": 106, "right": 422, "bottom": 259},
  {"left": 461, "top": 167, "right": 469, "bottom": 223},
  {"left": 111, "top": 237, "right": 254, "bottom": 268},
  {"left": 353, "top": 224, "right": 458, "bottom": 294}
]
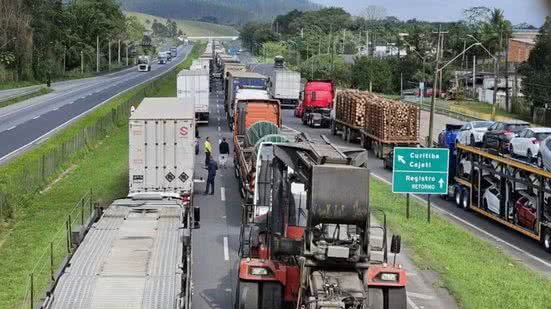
[
  {"left": 204, "top": 158, "right": 218, "bottom": 195},
  {"left": 219, "top": 138, "right": 230, "bottom": 168},
  {"left": 203, "top": 136, "right": 212, "bottom": 167}
]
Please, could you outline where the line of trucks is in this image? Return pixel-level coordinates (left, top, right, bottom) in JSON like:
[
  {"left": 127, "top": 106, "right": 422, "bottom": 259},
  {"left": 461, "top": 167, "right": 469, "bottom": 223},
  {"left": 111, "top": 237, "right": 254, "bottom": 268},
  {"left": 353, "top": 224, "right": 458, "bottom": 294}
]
[
  {"left": 40, "top": 98, "right": 199, "bottom": 309},
  {"left": 208, "top": 47, "right": 409, "bottom": 309},
  {"left": 137, "top": 47, "right": 178, "bottom": 71}
]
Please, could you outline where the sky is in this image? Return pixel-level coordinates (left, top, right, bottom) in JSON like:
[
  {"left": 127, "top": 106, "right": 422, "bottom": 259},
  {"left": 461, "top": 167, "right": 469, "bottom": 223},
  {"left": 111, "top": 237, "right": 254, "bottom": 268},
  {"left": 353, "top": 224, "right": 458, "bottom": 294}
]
[{"left": 311, "top": 0, "right": 549, "bottom": 26}]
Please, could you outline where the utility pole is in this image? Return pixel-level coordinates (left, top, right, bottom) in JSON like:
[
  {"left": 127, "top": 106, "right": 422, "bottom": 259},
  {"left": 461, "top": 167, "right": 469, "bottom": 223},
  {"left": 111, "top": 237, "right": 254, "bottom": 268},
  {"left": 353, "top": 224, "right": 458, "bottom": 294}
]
[
  {"left": 473, "top": 55, "right": 476, "bottom": 100},
  {"left": 505, "top": 39, "right": 510, "bottom": 112},
  {"left": 342, "top": 29, "right": 345, "bottom": 54},
  {"left": 96, "top": 35, "right": 100, "bottom": 73},
  {"left": 80, "top": 50, "right": 84, "bottom": 74},
  {"left": 492, "top": 31, "right": 503, "bottom": 119},
  {"left": 118, "top": 40, "right": 121, "bottom": 65},
  {"left": 108, "top": 39, "right": 111, "bottom": 71},
  {"left": 126, "top": 44, "right": 129, "bottom": 67},
  {"left": 400, "top": 72, "right": 403, "bottom": 99}
]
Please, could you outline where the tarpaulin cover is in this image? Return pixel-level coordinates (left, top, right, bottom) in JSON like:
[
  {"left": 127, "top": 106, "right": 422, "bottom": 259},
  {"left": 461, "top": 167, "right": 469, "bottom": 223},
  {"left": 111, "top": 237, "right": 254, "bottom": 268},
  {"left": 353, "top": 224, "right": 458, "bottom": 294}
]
[{"left": 246, "top": 121, "right": 279, "bottom": 146}]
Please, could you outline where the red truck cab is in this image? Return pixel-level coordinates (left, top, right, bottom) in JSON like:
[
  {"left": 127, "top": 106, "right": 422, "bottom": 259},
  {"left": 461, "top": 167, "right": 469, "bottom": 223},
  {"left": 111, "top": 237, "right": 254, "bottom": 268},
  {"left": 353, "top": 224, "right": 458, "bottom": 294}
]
[{"left": 295, "top": 80, "right": 334, "bottom": 118}]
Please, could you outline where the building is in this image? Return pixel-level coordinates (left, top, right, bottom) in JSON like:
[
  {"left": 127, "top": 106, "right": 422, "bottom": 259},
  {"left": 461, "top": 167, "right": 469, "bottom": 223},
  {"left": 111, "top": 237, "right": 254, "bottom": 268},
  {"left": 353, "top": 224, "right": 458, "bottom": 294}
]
[{"left": 508, "top": 38, "right": 536, "bottom": 63}]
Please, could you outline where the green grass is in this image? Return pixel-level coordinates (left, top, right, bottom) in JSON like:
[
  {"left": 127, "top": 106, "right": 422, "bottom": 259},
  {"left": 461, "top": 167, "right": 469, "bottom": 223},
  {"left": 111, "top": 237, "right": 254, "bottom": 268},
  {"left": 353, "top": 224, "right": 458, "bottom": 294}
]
[
  {"left": 0, "top": 81, "right": 40, "bottom": 90},
  {"left": 125, "top": 11, "right": 238, "bottom": 37},
  {"left": 0, "top": 43, "right": 206, "bottom": 308},
  {"left": 449, "top": 101, "right": 517, "bottom": 119},
  {"left": 370, "top": 179, "right": 551, "bottom": 309},
  {"left": 0, "top": 87, "right": 52, "bottom": 109}
]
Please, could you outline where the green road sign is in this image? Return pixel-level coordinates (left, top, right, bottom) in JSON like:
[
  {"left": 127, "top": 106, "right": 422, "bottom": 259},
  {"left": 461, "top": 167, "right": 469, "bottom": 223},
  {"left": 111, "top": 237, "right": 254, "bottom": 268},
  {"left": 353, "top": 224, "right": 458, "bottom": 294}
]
[{"left": 392, "top": 147, "right": 449, "bottom": 194}]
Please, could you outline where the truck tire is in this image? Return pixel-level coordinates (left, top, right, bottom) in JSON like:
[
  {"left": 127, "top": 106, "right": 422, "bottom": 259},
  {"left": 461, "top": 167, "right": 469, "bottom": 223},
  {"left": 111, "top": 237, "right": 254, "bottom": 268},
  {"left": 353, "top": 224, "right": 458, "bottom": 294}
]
[
  {"left": 236, "top": 281, "right": 259, "bottom": 309},
  {"left": 386, "top": 287, "right": 407, "bottom": 309},
  {"left": 331, "top": 120, "right": 337, "bottom": 135},
  {"left": 368, "top": 288, "right": 384, "bottom": 309},
  {"left": 454, "top": 188, "right": 462, "bottom": 208},
  {"left": 461, "top": 189, "right": 470, "bottom": 210},
  {"left": 346, "top": 128, "right": 352, "bottom": 143},
  {"left": 260, "top": 282, "right": 282, "bottom": 309},
  {"left": 341, "top": 127, "right": 347, "bottom": 141}
]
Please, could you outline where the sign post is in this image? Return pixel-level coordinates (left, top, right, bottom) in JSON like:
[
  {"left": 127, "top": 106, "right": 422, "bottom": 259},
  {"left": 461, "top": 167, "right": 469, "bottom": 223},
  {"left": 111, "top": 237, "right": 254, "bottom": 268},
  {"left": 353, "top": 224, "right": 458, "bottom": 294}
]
[{"left": 392, "top": 147, "right": 449, "bottom": 222}]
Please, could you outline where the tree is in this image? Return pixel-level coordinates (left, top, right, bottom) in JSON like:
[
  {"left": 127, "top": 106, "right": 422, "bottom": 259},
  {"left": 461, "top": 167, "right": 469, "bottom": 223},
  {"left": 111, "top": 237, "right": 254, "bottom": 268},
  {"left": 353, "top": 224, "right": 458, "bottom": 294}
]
[
  {"left": 361, "top": 5, "right": 387, "bottom": 21},
  {"left": 519, "top": 17, "right": 551, "bottom": 113},
  {"left": 351, "top": 56, "right": 393, "bottom": 93},
  {"left": 480, "top": 8, "right": 512, "bottom": 54}
]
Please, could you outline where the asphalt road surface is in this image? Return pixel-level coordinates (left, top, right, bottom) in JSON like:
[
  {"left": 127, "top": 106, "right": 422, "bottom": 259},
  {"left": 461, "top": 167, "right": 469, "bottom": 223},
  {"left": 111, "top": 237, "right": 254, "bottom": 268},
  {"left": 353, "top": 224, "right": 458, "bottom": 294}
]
[
  {"left": 0, "top": 45, "right": 193, "bottom": 163},
  {"left": 191, "top": 79, "right": 457, "bottom": 309}
]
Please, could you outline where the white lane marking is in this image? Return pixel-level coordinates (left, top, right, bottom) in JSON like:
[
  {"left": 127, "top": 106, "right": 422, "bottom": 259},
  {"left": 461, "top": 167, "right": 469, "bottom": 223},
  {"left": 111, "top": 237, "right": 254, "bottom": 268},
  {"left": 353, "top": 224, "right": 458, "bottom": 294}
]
[
  {"left": 223, "top": 236, "right": 229, "bottom": 261},
  {"left": 408, "top": 292, "right": 435, "bottom": 300},
  {"left": 221, "top": 187, "right": 226, "bottom": 201},
  {"left": 370, "top": 173, "right": 551, "bottom": 270},
  {"left": 218, "top": 126, "right": 221, "bottom": 132},
  {"left": 407, "top": 297, "right": 421, "bottom": 309},
  {"left": 0, "top": 48, "right": 193, "bottom": 163},
  {"left": 52, "top": 107, "right": 59, "bottom": 111},
  {"left": 32, "top": 115, "right": 40, "bottom": 120},
  {"left": 7, "top": 125, "right": 16, "bottom": 131}
]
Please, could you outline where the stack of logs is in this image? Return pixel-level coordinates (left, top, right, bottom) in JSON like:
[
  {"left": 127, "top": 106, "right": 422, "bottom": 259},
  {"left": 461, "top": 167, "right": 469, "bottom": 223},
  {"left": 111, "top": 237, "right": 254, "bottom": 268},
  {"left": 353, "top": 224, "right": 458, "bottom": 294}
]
[{"left": 336, "top": 90, "right": 419, "bottom": 142}]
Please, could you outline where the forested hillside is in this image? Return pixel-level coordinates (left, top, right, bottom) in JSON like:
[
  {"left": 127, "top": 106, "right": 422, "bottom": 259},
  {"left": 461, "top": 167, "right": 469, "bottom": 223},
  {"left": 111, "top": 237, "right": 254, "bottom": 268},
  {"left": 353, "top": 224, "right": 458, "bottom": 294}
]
[{"left": 119, "top": 0, "right": 319, "bottom": 24}]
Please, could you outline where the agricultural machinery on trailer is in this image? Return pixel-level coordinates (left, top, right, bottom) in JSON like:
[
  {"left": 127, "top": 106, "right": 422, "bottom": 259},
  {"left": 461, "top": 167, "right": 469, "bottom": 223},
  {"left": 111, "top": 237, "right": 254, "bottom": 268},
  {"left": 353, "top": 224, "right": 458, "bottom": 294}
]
[{"left": 235, "top": 137, "right": 407, "bottom": 309}]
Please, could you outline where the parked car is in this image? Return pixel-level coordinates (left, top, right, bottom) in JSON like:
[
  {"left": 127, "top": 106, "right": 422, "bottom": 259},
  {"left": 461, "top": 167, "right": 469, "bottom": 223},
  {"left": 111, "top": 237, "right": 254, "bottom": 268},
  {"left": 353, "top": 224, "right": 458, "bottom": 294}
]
[
  {"left": 483, "top": 184, "right": 502, "bottom": 215},
  {"left": 482, "top": 120, "right": 530, "bottom": 153},
  {"left": 514, "top": 193, "right": 538, "bottom": 230},
  {"left": 540, "top": 136, "right": 551, "bottom": 169},
  {"left": 456, "top": 121, "right": 494, "bottom": 146},
  {"left": 509, "top": 127, "right": 551, "bottom": 162}
]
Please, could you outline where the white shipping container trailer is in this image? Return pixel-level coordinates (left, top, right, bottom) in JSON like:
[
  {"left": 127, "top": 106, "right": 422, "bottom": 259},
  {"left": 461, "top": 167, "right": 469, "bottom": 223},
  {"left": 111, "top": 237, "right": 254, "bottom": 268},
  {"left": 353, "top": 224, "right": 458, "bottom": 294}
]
[
  {"left": 269, "top": 69, "right": 301, "bottom": 107},
  {"left": 177, "top": 69, "right": 210, "bottom": 124},
  {"left": 129, "top": 98, "right": 196, "bottom": 197}
]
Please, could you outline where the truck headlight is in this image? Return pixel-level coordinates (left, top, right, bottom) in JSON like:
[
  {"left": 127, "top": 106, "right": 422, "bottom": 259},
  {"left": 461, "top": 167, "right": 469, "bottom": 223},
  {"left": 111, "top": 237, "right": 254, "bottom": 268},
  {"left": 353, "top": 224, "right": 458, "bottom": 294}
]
[
  {"left": 249, "top": 267, "right": 271, "bottom": 276},
  {"left": 379, "top": 273, "right": 399, "bottom": 282}
]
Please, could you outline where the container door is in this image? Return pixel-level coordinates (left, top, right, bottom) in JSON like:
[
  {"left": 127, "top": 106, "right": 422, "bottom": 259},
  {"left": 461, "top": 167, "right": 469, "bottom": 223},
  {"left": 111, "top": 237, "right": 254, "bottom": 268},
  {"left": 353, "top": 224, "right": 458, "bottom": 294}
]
[
  {"left": 144, "top": 120, "right": 159, "bottom": 191},
  {"left": 129, "top": 120, "right": 146, "bottom": 193},
  {"left": 175, "top": 119, "right": 195, "bottom": 193}
]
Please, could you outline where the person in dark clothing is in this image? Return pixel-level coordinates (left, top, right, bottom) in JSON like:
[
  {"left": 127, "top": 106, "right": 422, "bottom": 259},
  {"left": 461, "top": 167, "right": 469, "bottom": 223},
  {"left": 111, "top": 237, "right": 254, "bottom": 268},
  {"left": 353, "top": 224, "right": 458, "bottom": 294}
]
[
  {"left": 219, "top": 138, "right": 230, "bottom": 168},
  {"left": 204, "top": 158, "right": 218, "bottom": 195}
]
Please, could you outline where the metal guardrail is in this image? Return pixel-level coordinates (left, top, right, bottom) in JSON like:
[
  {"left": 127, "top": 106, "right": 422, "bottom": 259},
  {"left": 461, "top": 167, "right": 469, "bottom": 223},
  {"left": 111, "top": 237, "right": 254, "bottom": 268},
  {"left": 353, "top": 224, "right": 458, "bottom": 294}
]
[{"left": 0, "top": 85, "right": 45, "bottom": 103}]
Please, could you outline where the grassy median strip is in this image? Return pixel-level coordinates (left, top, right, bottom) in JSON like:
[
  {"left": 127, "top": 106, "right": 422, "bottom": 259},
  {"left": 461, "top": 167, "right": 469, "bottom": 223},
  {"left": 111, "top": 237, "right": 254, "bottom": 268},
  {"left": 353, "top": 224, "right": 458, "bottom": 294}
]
[
  {"left": 0, "top": 87, "right": 52, "bottom": 109},
  {"left": 370, "top": 178, "right": 551, "bottom": 309},
  {"left": 0, "top": 43, "right": 205, "bottom": 307}
]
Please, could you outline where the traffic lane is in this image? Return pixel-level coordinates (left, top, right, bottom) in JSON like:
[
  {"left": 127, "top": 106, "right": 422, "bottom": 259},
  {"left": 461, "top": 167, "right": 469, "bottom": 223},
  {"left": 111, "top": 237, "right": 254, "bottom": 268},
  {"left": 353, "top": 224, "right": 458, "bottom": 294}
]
[
  {"left": 0, "top": 45, "right": 191, "bottom": 128},
  {"left": 281, "top": 110, "right": 551, "bottom": 278},
  {"left": 0, "top": 46, "right": 193, "bottom": 160},
  {"left": 193, "top": 81, "right": 241, "bottom": 309}
]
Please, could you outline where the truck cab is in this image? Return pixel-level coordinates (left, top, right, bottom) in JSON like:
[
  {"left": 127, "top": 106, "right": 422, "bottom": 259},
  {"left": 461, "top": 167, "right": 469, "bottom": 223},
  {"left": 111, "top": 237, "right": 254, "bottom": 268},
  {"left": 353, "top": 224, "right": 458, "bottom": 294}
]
[
  {"left": 299, "top": 80, "right": 335, "bottom": 127},
  {"left": 137, "top": 56, "right": 151, "bottom": 72}
]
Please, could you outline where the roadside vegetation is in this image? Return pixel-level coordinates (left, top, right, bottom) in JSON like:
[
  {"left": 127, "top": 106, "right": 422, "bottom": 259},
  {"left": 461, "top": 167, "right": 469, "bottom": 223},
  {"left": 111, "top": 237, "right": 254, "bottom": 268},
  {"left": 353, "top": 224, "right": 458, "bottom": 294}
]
[
  {"left": 370, "top": 178, "right": 551, "bottom": 309},
  {"left": 0, "top": 43, "right": 205, "bottom": 308}
]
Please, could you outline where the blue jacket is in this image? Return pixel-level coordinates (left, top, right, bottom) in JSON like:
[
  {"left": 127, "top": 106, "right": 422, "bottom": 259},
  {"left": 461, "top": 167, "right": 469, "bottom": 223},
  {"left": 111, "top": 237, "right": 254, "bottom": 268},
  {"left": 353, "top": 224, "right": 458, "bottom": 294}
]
[{"left": 207, "top": 160, "right": 218, "bottom": 180}]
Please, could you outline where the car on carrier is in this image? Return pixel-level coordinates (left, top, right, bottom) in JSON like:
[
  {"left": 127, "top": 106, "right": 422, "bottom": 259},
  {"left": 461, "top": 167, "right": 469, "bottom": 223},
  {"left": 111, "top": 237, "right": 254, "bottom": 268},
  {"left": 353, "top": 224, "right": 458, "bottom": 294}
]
[
  {"left": 509, "top": 127, "right": 551, "bottom": 163},
  {"left": 514, "top": 192, "right": 538, "bottom": 230},
  {"left": 482, "top": 120, "right": 530, "bottom": 153},
  {"left": 456, "top": 121, "right": 494, "bottom": 146}
]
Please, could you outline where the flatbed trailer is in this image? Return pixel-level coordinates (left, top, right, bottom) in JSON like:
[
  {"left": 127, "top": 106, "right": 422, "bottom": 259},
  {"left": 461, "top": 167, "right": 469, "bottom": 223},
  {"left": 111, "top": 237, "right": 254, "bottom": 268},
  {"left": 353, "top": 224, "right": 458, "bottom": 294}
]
[
  {"left": 40, "top": 195, "right": 197, "bottom": 308},
  {"left": 450, "top": 144, "right": 551, "bottom": 252},
  {"left": 331, "top": 119, "right": 419, "bottom": 159}
]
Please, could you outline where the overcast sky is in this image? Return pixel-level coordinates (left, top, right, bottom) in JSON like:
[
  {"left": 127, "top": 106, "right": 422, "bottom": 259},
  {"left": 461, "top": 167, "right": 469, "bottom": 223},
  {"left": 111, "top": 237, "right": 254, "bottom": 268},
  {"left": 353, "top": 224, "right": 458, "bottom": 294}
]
[{"left": 311, "top": 0, "right": 549, "bottom": 26}]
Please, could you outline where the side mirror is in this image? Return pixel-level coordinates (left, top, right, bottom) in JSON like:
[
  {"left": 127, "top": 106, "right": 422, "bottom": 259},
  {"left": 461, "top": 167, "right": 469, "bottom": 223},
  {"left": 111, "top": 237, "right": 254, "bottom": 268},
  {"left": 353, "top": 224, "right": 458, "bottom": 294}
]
[{"left": 390, "top": 234, "right": 401, "bottom": 254}]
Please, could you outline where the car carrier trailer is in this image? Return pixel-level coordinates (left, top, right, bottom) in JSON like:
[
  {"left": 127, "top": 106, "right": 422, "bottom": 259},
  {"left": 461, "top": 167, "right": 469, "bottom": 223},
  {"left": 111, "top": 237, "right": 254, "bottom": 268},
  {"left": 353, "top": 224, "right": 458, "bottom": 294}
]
[{"left": 451, "top": 143, "right": 551, "bottom": 252}]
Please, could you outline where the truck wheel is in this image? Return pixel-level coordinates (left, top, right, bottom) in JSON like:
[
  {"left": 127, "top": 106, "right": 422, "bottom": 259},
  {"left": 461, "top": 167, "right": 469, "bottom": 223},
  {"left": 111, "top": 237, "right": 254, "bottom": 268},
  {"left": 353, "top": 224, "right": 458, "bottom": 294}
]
[
  {"left": 346, "top": 128, "right": 352, "bottom": 143},
  {"left": 542, "top": 228, "right": 551, "bottom": 253},
  {"left": 367, "top": 288, "right": 384, "bottom": 309},
  {"left": 454, "top": 188, "right": 462, "bottom": 208},
  {"left": 236, "top": 281, "right": 259, "bottom": 309},
  {"left": 341, "top": 127, "right": 347, "bottom": 141},
  {"left": 386, "top": 287, "right": 407, "bottom": 309},
  {"left": 331, "top": 121, "right": 337, "bottom": 135},
  {"left": 260, "top": 282, "right": 282, "bottom": 309},
  {"left": 461, "top": 189, "right": 470, "bottom": 210}
]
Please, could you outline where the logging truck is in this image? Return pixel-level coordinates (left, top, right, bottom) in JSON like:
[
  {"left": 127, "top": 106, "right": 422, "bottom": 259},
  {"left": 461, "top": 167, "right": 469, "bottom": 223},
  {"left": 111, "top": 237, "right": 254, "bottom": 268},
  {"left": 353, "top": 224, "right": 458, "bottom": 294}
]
[{"left": 331, "top": 90, "right": 420, "bottom": 159}]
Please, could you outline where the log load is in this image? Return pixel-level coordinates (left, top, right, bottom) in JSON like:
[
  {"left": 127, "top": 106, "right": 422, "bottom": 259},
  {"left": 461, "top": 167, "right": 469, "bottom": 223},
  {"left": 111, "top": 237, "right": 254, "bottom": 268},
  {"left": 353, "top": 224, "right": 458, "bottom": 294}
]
[{"left": 335, "top": 90, "right": 419, "bottom": 142}]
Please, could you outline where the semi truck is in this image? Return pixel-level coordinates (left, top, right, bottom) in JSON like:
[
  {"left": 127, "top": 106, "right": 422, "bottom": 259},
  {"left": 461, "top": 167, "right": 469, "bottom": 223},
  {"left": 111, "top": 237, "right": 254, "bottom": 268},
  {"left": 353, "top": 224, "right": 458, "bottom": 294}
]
[
  {"left": 332, "top": 90, "right": 420, "bottom": 159},
  {"left": 228, "top": 88, "right": 271, "bottom": 128},
  {"left": 137, "top": 55, "right": 151, "bottom": 72},
  {"left": 177, "top": 69, "right": 210, "bottom": 124},
  {"left": 40, "top": 98, "right": 199, "bottom": 309},
  {"left": 268, "top": 68, "right": 301, "bottom": 108},
  {"left": 235, "top": 138, "right": 407, "bottom": 309},
  {"left": 224, "top": 71, "right": 268, "bottom": 124},
  {"left": 158, "top": 52, "right": 168, "bottom": 64},
  {"left": 233, "top": 99, "right": 281, "bottom": 203},
  {"left": 449, "top": 143, "right": 551, "bottom": 252},
  {"left": 171, "top": 47, "right": 178, "bottom": 57},
  {"left": 296, "top": 80, "right": 334, "bottom": 128}
]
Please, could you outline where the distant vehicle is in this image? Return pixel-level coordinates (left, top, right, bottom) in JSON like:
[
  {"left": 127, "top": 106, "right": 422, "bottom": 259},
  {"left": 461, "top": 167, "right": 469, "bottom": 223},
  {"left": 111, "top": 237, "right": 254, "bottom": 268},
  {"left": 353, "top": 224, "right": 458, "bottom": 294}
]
[
  {"left": 299, "top": 80, "right": 334, "bottom": 128},
  {"left": 483, "top": 184, "right": 502, "bottom": 215},
  {"left": 268, "top": 57, "right": 301, "bottom": 108},
  {"left": 456, "top": 121, "right": 494, "bottom": 146},
  {"left": 514, "top": 193, "right": 538, "bottom": 230},
  {"left": 166, "top": 50, "right": 173, "bottom": 61},
  {"left": 482, "top": 120, "right": 530, "bottom": 153},
  {"left": 540, "top": 136, "right": 551, "bottom": 169},
  {"left": 158, "top": 52, "right": 168, "bottom": 64},
  {"left": 137, "top": 55, "right": 151, "bottom": 72},
  {"left": 171, "top": 47, "right": 178, "bottom": 57},
  {"left": 177, "top": 70, "right": 210, "bottom": 124},
  {"left": 510, "top": 127, "right": 551, "bottom": 162}
]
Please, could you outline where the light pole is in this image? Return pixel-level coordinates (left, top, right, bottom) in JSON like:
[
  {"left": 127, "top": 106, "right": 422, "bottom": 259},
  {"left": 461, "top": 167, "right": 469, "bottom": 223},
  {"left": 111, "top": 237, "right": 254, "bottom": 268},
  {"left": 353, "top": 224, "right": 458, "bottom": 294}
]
[{"left": 467, "top": 34, "right": 499, "bottom": 119}]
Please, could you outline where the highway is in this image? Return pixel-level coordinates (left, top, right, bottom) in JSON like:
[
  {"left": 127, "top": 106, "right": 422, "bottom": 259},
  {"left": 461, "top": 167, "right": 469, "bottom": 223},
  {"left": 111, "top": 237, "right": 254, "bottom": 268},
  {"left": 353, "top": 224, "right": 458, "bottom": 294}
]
[
  {"left": 0, "top": 45, "right": 193, "bottom": 163},
  {"left": 191, "top": 79, "right": 457, "bottom": 309}
]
